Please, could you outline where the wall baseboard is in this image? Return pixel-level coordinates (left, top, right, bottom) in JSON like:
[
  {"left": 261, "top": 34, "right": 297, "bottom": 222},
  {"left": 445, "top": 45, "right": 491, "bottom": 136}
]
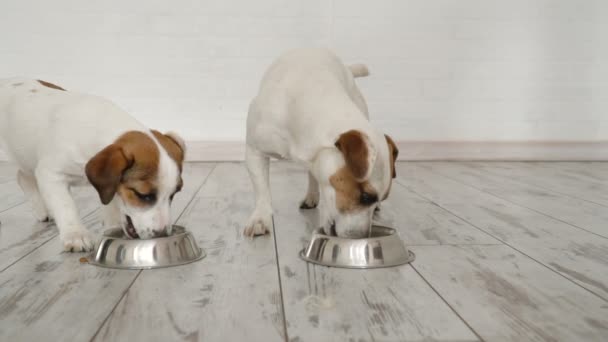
[
  {"left": 185, "top": 140, "right": 608, "bottom": 162},
  {"left": 2, "top": 141, "right": 607, "bottom": 162}
]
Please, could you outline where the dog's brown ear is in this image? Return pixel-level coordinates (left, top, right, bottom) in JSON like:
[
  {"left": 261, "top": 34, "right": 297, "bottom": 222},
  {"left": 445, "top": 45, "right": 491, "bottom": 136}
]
[
  {"left": 85, "top": 144, "right": 131, "bottom": 204},
  {"left": 151, "top": 130, "right": 186, "bottom": 170},
  {"left": 335, "top": 130, "right": 373, "bottom": 181},
  {"left": 385, "top": 134, "right": 398, "bottom": 178}
]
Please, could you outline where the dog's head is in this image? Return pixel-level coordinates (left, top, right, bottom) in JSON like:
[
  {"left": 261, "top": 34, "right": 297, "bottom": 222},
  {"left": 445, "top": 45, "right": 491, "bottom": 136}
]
[
  {"left": 314, "top": 130, "right": 398, "bottom": 238},
  {"left": 85, "top": 130, "right": 186, "bottom": 239}
]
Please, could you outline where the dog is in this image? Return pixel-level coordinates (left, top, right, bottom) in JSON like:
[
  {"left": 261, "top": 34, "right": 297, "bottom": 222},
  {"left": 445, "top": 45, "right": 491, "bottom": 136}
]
[
  {"left": 244, "top": 48, "right": 399, "bottom": 238},
  {"left": 0, "top": 78, "right": 186, "bottom": 252}
]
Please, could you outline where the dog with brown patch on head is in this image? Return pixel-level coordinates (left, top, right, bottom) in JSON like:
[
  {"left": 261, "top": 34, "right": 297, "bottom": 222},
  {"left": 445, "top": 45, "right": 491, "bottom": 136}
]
[
  {"left": 245, "top": 48, "right": 399, "bottom": 238},
  {"left": 0, "top": 78, "right": 186, "bottom": 252}
]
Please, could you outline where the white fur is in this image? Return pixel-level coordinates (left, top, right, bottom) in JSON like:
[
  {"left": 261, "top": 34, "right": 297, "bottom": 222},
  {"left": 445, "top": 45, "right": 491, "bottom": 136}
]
[
  {"left": 0, "top": 78, "right": 181, "bottom": 251},
  {"left": 244, "top": 48, "right": 393, "bottom": 238}
]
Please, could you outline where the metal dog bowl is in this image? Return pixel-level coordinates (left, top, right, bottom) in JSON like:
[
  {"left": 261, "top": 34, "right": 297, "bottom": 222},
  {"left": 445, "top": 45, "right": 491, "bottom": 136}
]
[
  {"left": 90, "top": 225, "right": 205, "bottom": 269},
  {"left": 300, "top": 225, "right": 415, "bottom": 269}
]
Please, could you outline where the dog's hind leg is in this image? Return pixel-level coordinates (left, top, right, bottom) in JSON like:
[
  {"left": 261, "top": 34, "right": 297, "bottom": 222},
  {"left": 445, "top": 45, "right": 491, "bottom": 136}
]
[
  {"left": 17, "top": 170, "right": 50, "bottom": 222},
  {"left": 244, "top": 145, "right": 273, "bottom": 237},
  {"left": 299, "top": 171, "right": 319, "bottom": 209}
]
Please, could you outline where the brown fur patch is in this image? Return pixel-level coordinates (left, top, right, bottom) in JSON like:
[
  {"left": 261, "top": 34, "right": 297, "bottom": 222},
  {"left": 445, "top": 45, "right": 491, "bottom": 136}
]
[
  {"left": 151, "top": 130, "right": 185, "bottom": 171},
  {"left": 330, "top": 167, "right": 377, "bottom": 213},
  {"left": 37, "top": 80, "right": 65, "bottom": 91},
  {"left": 384, "top": 134, "right": 398, "bottom": 178},
  {"left": 335, "top": 130, "right": 370, "bottom": 181},
  {"left": 86, "top": 131, "right": 161, "bottom": 206}
]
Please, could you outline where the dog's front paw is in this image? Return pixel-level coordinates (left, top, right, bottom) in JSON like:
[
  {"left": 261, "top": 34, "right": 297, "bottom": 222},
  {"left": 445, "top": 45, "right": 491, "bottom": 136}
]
[
  {"left": 299, "top": 193, "right": 319, "bottom": 210},
  {"left": 61, "top": 230, "right": 96, "bottom": 252},
  {"left": 37, "top": 215, "right": 53, "bottom": 223},
  {"left": 31, "top": 203, "right": 51, "bottom": 222},
  {"left": 244, "top": 211, "right": 273, "bottom": 237}
]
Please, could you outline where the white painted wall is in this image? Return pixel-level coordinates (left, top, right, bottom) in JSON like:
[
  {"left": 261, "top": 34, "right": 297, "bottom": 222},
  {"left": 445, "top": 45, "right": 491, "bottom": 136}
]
[{"left": 0, "top": 0, "right": 606, "bottom": 147}]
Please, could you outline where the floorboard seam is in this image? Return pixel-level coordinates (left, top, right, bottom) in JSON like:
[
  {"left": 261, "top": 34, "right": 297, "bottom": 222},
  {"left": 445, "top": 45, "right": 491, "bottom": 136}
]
[
  {"left": 89, "top": 270, "right": 142, "bottom": 341},
  {"left": 410, "top": 264, "right": 485, "bottom": 342},
  {"left": 393, "top": 182, "right": 501, "bottom": 244},
  {"left": 397, "top": 179, "right": 608, "bottom": 303},
  {"left": 88, "top": 163, "right": 218, "bottom": 341},
  {"left": 0, "top": 207, "right": 100, "bottom": 273},
  {"left": 425, "top": 165, "right": 608, "bottom": 240},
  {"left": 175, "top": 163, "right": 218, "bottom": 223},
  {"left": 467, "top": 162, "right": 608, "bottom": 209},
  {"left": 271, "top": 215, "right": 289, "bottom": 342},
  {"left": 0, "top": 200, "right": 27, "bottom": 214}
]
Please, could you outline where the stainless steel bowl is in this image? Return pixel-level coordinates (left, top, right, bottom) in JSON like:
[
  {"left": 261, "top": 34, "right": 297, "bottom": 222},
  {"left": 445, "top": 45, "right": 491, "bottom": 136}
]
[
  {"left": 90, "top": 225, "right": 205, "bottom": 269},
  {"left": 300, "top": 225, "right": 415, "bottom": 269}
]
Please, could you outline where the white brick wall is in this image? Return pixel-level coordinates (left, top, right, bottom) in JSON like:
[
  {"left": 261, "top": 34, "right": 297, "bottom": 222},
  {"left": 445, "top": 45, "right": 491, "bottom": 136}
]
[{"left": 0, "top": 0, "right": 606, "bottom": 146}]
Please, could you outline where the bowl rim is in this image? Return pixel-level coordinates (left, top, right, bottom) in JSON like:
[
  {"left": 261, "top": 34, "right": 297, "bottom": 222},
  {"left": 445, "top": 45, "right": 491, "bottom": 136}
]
[
  {"left": 300, "top": 224, "right": 415, "bottom": 269},
  {"left": 89, "top": 225, "right": 205, "bottom": 270},
  {"left": 299, "top": 249, "right": 415, "bottom": 269},
  {"left": 101, "top": 224, "right": 188, "bottom": 241},
  {"left": 310, "top": 224, "right": 398, "bottom": 240}
]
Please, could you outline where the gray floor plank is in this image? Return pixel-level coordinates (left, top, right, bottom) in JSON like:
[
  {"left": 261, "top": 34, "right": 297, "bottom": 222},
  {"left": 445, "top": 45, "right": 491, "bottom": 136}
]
[
  {"left": 412, "top": 244, "right": 608, "bottom": 341},
  {"left": 270, "top": 162, "right": 479, "bottom": 342},
  {"left": 539, "top": 162, "right": 608, "bottom": 184},
  {"left": 424, "top": 162, "right": 608, "bottom": 238},
  {"left": 0, "top": 163, "right": 214, "bottom": 342},
  {"left": 0, "top": 188, "right": 99, "bottom": 272},
  {"left": 477, "top": 162, "right": 608, "bottom": 207},
  {"left": 397, "top": 163, "right": 608, "bottom": 300},
  {"left": 93, "top": 163, "right": 286, "bottom": 342},
  {"left": 0, "top": 163, "right": 17, "bottom": 184},
  {"left": 0, "top": 181, "right": 25, "bottom": 212},
  {"left": 378, "top": 180, "right": 500, "bottom": 245}
]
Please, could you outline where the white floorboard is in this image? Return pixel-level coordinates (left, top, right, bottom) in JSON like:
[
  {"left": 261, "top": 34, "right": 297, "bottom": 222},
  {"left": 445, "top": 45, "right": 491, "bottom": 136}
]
[
  {"left": 0, "top": 161, "right": 607, "bottom": 342},
  {"left": 94, "top": 163, "right": 286, "bottom": 342}
]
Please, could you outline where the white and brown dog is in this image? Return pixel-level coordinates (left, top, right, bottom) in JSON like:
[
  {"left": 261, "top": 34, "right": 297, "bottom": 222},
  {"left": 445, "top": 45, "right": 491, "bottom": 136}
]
[
  {"left": 0, "top": 78, "right": 186, "bottom": 252},
  {"left": 245, "top": 48, "right": 398, "bottom": 238}
]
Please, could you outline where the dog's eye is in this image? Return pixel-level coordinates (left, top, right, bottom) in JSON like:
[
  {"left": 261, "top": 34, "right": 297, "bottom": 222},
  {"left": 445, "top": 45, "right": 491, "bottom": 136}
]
[
  {"left": 360, "top": 192, "right": 378, "bottom": 206},
  {"left": 133, "top": 190, "right": 156, "bottom": 203}
]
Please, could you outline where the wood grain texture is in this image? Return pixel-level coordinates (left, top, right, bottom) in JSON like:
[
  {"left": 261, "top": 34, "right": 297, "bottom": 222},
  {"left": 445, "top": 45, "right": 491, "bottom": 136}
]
[
  {"left": 397, "top": 163, "right": 608, "bottom": 300},
  {"left": 93, "top": 163, "right": 286, "bottom": 342},
  {"left": 0, "top": 187, "right": 98, "bottom": 272},
  {"left": 270, "top": 162, "right": 478, "bottom": 342},
  {"left": 538, "top": 162, "right": 608, "bottom": 183},
  {"left": 0, "top": 163, "right": 214, "bottom": 341},
  {"left": 376, "top": 179, "right": 499, "bottom": 245},
  {"left": 423, "top": 162, "right": 608, "bottom": 238},
  {"left": 412, "top": 244, "right": 608, "bottom": 341},
  {"left": 472, "top": 162, "right": 608, "bottom": 207},
  {"left": 0, "top": 163, "right": 17, "bottom": 184},
  {"left": 0, "top": 182, "right": 25, "bottom": 212}
]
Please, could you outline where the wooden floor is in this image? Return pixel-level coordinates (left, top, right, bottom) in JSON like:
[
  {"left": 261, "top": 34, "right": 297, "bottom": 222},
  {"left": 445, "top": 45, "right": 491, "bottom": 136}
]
[{"left": 1, "top": 162, "right": 607, "bottom": 342}]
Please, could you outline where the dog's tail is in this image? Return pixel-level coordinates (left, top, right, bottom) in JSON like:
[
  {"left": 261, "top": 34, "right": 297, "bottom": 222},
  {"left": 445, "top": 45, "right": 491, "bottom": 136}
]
[{"left": 348, "top": 64, "right": 370, "bottom": 78}]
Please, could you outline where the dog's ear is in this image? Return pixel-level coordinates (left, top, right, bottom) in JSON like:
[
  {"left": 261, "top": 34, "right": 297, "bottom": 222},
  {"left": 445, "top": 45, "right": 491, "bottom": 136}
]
[
  {"left": 151, "top": 130, "right": 186, "bottom": 169},
  {"left": 385, "top": 134, "right": 398, "bottom": 178},
  {"left": 335, "top": 130, "right": 376, "bottom": 181},
  {"left": 85, "top": 144, "right": 131, "bottom": 205}
]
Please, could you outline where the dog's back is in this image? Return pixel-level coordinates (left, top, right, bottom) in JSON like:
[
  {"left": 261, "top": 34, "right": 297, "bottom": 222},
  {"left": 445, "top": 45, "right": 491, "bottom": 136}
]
[{"left": 0, "top": 78, "right": 143, "bottom": 172}]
